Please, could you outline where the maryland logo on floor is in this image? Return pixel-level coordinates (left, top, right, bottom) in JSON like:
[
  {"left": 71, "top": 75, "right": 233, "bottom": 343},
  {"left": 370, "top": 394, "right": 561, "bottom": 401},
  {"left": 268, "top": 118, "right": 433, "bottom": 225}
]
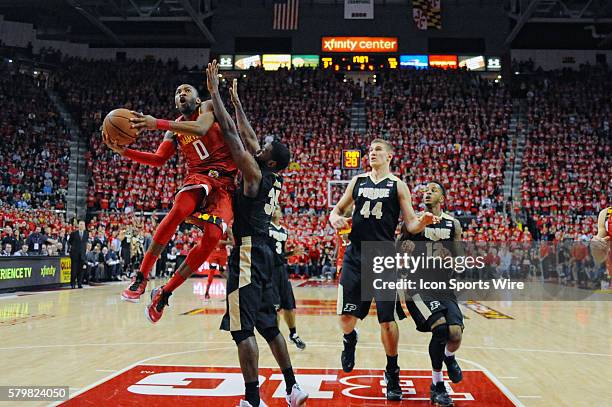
[{"left": 63, "top": 365, "right": 517, "bottom": 406}]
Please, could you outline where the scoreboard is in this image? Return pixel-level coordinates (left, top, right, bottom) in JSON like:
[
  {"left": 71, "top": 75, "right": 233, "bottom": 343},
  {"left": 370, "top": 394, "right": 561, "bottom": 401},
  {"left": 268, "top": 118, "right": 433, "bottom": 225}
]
[
  {"left": 342, "top": 149, "right": 362, "bottom": 170},
  {"left": 321, "top": 54, "right": 398, "bottom": 71}
]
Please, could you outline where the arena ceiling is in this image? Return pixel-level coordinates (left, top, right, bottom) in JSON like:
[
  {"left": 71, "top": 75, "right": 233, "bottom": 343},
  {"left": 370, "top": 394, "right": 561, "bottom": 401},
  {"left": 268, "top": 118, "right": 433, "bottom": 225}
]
[
  {"left": 0, "top": 0, "right": 217, "bottom": 47},
  {"left": 0, "top": 0, "right": 611, "bottom": 48}
]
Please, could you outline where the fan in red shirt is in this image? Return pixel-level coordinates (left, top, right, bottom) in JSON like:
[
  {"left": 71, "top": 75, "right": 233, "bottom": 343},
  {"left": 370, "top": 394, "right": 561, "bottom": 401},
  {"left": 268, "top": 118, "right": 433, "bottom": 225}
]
[
  {"left": 103, "top": 83, "right": 237, "bottom": 323},
  {"left": 590, "top": 206, "right": 611, "bottom": 278}
]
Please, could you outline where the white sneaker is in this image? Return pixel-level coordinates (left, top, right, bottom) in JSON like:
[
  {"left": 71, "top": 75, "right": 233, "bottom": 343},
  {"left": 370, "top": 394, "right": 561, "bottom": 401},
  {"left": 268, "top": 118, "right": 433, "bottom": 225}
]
[
  {"left": 237, "top": 400, "right": 268, "bottom": 407},
  {"left": 285, "top": 383, "right": 309, "bottom": 407}
]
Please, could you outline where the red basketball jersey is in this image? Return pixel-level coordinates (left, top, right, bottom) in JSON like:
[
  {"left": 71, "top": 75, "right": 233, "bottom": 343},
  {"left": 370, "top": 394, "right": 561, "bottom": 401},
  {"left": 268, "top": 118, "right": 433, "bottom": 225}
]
[{"left": 175, "top": 110, "right": 237, "bottom": 177}]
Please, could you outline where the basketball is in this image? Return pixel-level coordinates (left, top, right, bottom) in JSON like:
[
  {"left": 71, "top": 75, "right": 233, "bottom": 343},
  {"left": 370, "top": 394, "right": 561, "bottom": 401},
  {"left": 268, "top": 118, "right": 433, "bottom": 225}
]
[{"left": 102, "top": 108, "right": 138, "bottom": 146}]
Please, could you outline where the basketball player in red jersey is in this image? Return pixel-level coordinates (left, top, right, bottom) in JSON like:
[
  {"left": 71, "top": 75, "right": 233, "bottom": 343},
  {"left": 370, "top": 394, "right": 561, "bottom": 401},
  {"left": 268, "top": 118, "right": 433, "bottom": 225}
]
[
  {"left": 205, "top": 229, "right": 233, "bottom": 299},
  {"left": 590, "top": 207, "right": 611, "bottom": 277},
  {"left": 103, "top": 83, "right": 237, "bottom": 323}
]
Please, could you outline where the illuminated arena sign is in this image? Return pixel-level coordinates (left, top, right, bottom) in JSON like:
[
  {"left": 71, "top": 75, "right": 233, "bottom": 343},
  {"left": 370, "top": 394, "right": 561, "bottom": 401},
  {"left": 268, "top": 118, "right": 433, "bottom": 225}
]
[
  {"left": 65, "top": 365, "right": 518, "bottom": 406},
  {"left": 321, "top": 37, "right": 398, "bottom": 53},
  {"left": 429, "top": 55, "right": 458, "bottom": 69}
]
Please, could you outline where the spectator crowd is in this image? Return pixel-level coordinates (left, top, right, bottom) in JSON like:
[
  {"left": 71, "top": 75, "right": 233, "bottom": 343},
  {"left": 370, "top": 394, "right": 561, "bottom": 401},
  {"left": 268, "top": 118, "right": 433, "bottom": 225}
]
[{"left": 0, "top": 47, "right": 609, "bottom": 287}]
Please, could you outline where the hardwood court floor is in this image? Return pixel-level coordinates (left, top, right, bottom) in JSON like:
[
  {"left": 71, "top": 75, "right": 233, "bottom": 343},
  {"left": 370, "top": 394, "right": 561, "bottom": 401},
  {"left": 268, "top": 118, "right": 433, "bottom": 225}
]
[{"left": 0, "top": 277, "right": 610, "bottom": 406}]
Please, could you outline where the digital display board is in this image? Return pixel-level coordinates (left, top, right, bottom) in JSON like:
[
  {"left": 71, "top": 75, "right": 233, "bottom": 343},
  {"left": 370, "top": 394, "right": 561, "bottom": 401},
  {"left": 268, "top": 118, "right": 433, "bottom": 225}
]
[
  {"left": 429, "top": 55, "right": 458, "bottom": 69},
  {"left": 291, "top": 55, "right": 319, "bottom": 68},
  {"left": 321, "top": 55, "right": 398, "bottom": 71},
  {"left": 218, "top": 55, "right": 234, "bottom": 70},
  {"left": 342, "top": 149, "right": 361, "bottom": 170},
  {"left": 458, "top": 55, "right": 485, "bottom": 71},
  {"left": 487, "top": 57, "right": 502, "bottom": 71},
  {"left": 234, "top": 54, "right": 261, "bottom": 70},
  {"left": 400, "top": 55, "right": 428, "bottom": 69},
  {"left": 262, "top": 54, "right": 291, "bottom": 71}
]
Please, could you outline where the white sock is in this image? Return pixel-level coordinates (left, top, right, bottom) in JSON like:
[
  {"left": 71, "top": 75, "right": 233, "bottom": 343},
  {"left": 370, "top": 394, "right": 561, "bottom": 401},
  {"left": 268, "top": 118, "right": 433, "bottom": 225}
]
[
  {"left": 444, "top": 346, "right": 455, "bottom": 358},
  {"left": 432, "top": 370, "right": 444, "bottom": 384}
]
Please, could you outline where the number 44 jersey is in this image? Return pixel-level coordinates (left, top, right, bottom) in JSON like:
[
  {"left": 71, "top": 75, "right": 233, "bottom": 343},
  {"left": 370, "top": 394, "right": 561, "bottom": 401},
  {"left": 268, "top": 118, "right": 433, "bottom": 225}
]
[{"left": 349, "top": 173, "right": 401, "bottom": 245}]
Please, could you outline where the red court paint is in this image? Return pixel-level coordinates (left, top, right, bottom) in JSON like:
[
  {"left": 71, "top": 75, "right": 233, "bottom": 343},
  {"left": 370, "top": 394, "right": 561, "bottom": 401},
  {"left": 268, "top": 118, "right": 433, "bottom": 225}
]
[{"left": 63, "top": 366, "right": 517, "bottom": 406}]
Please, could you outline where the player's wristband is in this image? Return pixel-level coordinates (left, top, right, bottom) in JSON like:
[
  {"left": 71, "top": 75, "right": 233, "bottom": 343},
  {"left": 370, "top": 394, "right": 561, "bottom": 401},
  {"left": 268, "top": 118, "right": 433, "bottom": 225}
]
[{"left": 156, "top": 119, "right": 171, "bottom": 131}]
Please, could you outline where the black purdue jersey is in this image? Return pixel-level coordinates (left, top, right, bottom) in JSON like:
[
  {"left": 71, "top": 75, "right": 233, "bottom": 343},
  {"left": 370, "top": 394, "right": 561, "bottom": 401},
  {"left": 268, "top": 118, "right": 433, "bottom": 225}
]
[
  {"left": 400, "top": 211, "right": 459, "bottom": 261},
  {"left": 269, "top": 223, "right": 288, "bottom": 265},
  {"left": 404, "top": 212, "right": 458, "bottom": 243},
  {"left": 232, "top": 170, "right": 283, "bottom": 240},
  {"left": 349, "top": 173, "right": 401, "bottom": 245}
]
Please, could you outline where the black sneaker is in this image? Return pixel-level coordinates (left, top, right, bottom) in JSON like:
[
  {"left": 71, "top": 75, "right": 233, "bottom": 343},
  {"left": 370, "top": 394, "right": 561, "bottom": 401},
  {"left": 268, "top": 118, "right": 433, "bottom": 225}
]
[
  {"left": 341, "top": 330, "right": 358, "bottom": 372},
  {"left": 444, "top": 356, "right": 463, "bottom": 383},
  {"left": 289, "top": 333, "right": 306, "bottom": 350},
  {"left": 383, "top": 367, "right": 402, "bottom": 401},
  {"left": 430, "top": 382, "right": 453, "bottom": 406}
]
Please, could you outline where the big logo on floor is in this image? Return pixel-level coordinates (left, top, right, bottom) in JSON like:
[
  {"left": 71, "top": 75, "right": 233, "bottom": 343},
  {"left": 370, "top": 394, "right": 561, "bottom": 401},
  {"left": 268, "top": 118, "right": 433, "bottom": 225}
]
[{"left": 63, "top": 365, "right": 517, "bottom": 406}]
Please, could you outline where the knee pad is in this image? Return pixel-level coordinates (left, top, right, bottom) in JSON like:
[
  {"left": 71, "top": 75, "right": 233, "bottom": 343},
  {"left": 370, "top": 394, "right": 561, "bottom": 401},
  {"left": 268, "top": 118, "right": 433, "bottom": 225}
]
[
  {"left": 231, "top": 329, "right": 255, "bottom": 345},
  {"left": 257, "top": 326, "right": 280, "bottom": 343},
  {"left": 431, "top": 323, "right": 449, "bottom": 344}
]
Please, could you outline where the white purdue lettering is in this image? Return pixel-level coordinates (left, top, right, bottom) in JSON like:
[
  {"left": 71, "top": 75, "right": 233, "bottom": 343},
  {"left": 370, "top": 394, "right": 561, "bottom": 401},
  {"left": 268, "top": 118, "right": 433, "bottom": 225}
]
[
  {"left": 269, "top": 229, "right": 287, "bottom": 242},
  {"left": 357, "top": 187, "right": 390, "bottom": 200},
  {"left": 424, "top": 227, "right": 451, "bottom": 241},
  {"left": 127, "top": 372, "right": 264, "bottom": 396},
  {"left": 270, "top": 373, "right": 337, "bottom": 399}
]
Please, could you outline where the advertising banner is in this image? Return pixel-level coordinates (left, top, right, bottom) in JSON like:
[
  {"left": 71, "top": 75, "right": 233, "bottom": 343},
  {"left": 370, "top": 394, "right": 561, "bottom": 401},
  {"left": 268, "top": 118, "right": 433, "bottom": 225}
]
[
  {"left": 459, "top": 55, "right": 486, "bottom": 71},
  {"left": 262, "top": 54, "right": 292, "bottom": 71},
  {"left": 429, "top": 55, "right": 458, "bottom": 69},
  {"left": 234, "top": 55, "right": 261, "bottom": 70},
  {"left": 400, "top": 55, "right": 429, "bottom": 69},
  {"left": 0, "top": 256, "right": 70, "bottom": 291},
  {"left": 291, "top": 55, "right": 319, "bottom": 68}
]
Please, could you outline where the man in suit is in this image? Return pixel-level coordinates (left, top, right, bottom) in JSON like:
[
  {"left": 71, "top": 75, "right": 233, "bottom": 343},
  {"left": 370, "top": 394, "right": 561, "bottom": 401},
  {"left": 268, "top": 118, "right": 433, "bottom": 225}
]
[{"left": 69, "top": 220, "right": 88, "bottom": 288}]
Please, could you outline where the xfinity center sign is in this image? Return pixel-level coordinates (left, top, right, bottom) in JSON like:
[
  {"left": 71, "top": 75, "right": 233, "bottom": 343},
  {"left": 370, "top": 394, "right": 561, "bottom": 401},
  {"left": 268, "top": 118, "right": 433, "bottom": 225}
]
[{"left": 322, "top": 37, "right": 398, "bottom": 53}]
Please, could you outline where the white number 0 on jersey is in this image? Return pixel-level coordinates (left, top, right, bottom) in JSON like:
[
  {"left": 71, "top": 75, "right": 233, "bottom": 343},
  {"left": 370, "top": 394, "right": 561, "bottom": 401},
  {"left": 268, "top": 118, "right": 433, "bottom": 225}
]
[{"left": 193, "top": 139, "right": 210, "bottom": 160}]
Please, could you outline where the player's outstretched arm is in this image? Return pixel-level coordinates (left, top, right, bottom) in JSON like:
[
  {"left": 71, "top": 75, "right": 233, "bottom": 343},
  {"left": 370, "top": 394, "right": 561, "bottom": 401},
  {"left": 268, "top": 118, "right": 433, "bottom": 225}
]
[
  {"left": 590, "top": 208, "right": 610, "bottom": 264},
  {"left": 229, "top": 78, "right": 260, "bottom": 154},
  {"left": 329, "top": 176, "right": 358, "bottom": 230},
  {"left": 206, "top": 60, "right": 261, "bottom": 197},
  {"left": 102, "top": 129, "right": 176, "bottom": 167},
  {"left": 129, "top": 107, "right": 215, "bottom": 139},
  {"left": 398, "top": 181, "right": 439, "bottom": 234}
]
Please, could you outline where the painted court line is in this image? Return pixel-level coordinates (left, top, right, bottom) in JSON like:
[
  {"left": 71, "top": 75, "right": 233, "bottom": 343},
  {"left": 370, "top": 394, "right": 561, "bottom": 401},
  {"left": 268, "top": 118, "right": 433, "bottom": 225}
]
[{"left": 5, "top": 340, "right": 610, "bottom": 358}]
